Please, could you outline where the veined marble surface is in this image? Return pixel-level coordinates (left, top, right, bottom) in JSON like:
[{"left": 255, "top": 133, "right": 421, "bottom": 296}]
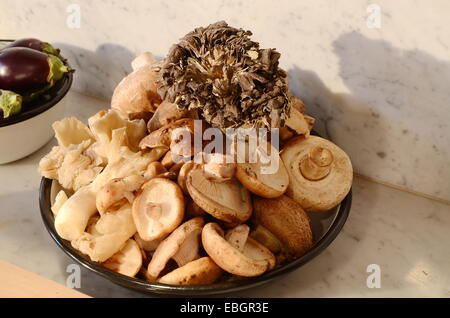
[
  {"left": 0, "top": 91, "right": 448, "bottom": 297},
  {"left": 0, "top": 0, "right": 449, "bottom": 201}
]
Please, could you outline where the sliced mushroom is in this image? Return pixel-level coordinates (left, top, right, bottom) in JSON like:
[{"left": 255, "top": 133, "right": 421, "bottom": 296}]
[
  {"left": 139, "top": 118, "right": 195, "bottom": 150},
  {"left": 235, "top": 158, "right": 289, "bottom": 198},
  {"left": 285, "top": 97, "right": 315, "bottom": 137},
  {"left": 202, "top": 223, "right": 275, "bottom": 277},
  {"left": 186, "top": 164, "right": 252, "bottom": 224},
  {"left": 147, "top": 217, "right": 204, "bottom": 280},
  {"left": 132, "top": 178, "right": 184, "bottom": 241},
  {"left": 143, "top": 161, "right": 176, "bottom": 180},
  {"left": 250, "top": 225, "right": 283, "bottom": 254},
  {"left": 177, "top": 161, "right": 194, "bottom": 194},
  {"left": 169, "top": 161, "right": 184, "bottom": 176},
  {"left": 253, "top": 195, "right": 313, "bottom": 258},
  {"left": 144, "top": 161, "right": 168, "bottom": 179},
  {"left": 158, "top": 257, "right": 222, "bottom": 286},
  {"left": 147, "top": 101, "right": 189, "bottom": 132},
  {"left": 225, "top": 224, "right": 250, "bottom": 251},
  {"left": 102, "top": 239, "right": 142, "bottom": 277},
  {"left": 281, "top": 136, "right": 353, "bottom": 212},
  {"left": 96, "top": 175, "right": 146, "bottom": 214},
  {"left": 161, "top": 150, "right": 175, "bottom": 170}
]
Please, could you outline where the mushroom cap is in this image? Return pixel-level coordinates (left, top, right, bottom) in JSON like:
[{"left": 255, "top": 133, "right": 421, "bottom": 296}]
[
  {"left": 202, "top": 223, "right": 275, "bottom": 277},
  {"left": 202, "top": 153, "right": 236, "bottom": 183},
  {"left": 132, "top": 178, "right": 184, "bottom": 241},
  {"left": 158, "top": 257, "right": 222, "bottom": 286},
  {"left": 102, "top": 239, "right": 142, "bottom": 277},
  {"left": 147, "top": 217, "right": 204, "bottom": 279},
  {"left": 285, "top": 97, "right": 315, "bottom": 136},
  {"left": 177, "top": 161, "right": 194, "bottom": 194},
  {"left": 235, "top": 159, "right": 289, "bottom": 198},
  {"left": 281, "top": 136, "right": 353, "bottom": 212},
  {"left": 147, "top": 101, "right": 188, "bottom": 132},
  {"left": 111, "top": 64, "right": 162, "bottom": 119},
  {"left": 186, "top": 165, "right": 252, "bottom": 224},
  {"left": 253, "top": 195, "right": 313, "bottom": 258},
  {"left": 139, "top": 118, "right": 195, "bottom": 150},
  {"left": 96, "top": 175, "right": 146, "bottom": 214},
  {"left": 131, "top": 52, "right": 157, "bottom": 72}
]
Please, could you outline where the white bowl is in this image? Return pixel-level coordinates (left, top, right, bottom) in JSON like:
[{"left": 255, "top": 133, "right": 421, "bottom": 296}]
[
  {"left": 0, "top": 69, "right": 73, "bottom": 164},
  {"left": 0, "top": 98, "right": 67, "bottom": 164}
]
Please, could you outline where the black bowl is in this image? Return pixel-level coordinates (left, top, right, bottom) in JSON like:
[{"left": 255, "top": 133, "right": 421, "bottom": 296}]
[
  {"left": 39, "top": 176, "right": 351, "bottom": 296},
  {"left": 0, "top": 39, "right": 73, "bottom": 128}
]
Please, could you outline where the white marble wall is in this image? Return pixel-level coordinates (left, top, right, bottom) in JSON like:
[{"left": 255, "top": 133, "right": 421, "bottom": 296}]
[{"left": 1, "top": 0, "right": 449, "bottom": 201}]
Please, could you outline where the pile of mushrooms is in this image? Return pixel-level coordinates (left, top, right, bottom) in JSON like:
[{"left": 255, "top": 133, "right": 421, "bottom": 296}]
[{"left": 39, "top": 36, "right": 353, "bottom": 285}]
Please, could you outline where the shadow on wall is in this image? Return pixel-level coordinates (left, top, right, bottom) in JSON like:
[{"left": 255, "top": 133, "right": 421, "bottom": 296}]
[
  {"left": 54, "top": 43, "right": 135, "bottom": 100},
  {"left": 288, "top": 31, "right": 450, "bottom": 197}
]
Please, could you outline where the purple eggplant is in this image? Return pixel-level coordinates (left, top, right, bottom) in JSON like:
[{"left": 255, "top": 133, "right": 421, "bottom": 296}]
[
  {"left": 0, "top": 47, "right": 69, "bottom": 93},
  {"left": 0, "top": 89, "right": 22, "bottom": 118},
  {"left": 2, "top": 38, "right": 60, "bottom": 56}
]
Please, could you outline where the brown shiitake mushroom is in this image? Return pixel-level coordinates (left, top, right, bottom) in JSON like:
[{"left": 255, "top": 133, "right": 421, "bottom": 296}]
[
  {"left": 158, "top": 257, "right": 222, "bottom": 286},
  {"left": 147, "top": 217, "right": 204, "bottom": 280},
  {"left": 186, "top": 164, "right": 252, "bottom": 224},
  {"left": 252, "top": 195, "right": 313, "bottom": 258},
  {"left": 132, "top": 178, "right": 184, "bottom": 241},
  {"left": 281, "top": 135, "right": 353, "bottom": 212},
  {"left": 202, "top": 223, "right": 275, "bottom": 277},
  {"left": 102, "top": 239, "right": 142, "bottom": 277}
]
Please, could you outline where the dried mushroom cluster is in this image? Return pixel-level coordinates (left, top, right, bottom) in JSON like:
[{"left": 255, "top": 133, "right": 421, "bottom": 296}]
[
  {"left": 39, "top": 22, "right": 353, "bottom": 286},
  {"left": 158, "top": 21, "right": 290, "bottom": 129}
]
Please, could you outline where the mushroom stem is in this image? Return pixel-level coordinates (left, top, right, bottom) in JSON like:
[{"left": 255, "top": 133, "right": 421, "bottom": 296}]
[{"left": 299, "top": 146, "right": 334, "bottom": 181}]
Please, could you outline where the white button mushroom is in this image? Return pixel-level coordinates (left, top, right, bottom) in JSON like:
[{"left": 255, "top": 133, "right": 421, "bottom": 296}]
[
  {"left": 132, "top": 178, "right": 184, "bottom": 241},
  {"left": 202, "top": 223, "right": 275, "bottom": 277},
  {"left": 281, "top": 136, "right": 353, "bottom": 212}
]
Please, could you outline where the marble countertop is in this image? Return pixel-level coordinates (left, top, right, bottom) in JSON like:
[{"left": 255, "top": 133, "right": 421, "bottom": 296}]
[{"left": 0, "top": 91, "right": 448, "bottom": 298}]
